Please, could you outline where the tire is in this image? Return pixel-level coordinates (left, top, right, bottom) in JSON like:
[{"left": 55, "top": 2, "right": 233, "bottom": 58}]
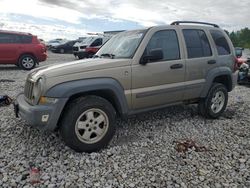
[
  {"left": 60, "top": 48, "right": 65, "bottom": 54},
  {"left": 19, "top": 55, "right": 36, "bottom": 70},
  {"left": 59, "top": 96, "right": 116, "bottom": 153},
  {"left": 78, "top": 55, "right": 84, "bottom": 59},
  {"left": 198, "top": 83, "right": 228, "bottom": 119}
]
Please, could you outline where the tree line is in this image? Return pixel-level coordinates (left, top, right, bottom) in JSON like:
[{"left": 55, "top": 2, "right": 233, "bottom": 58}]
[{"left": 227, "top": 28, "right": 250, "bottom": 49}]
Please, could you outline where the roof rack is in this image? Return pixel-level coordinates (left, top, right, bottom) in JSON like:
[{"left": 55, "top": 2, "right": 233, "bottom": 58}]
[{"left": 170, "top": 21, "right": 219, "bottom": 28}]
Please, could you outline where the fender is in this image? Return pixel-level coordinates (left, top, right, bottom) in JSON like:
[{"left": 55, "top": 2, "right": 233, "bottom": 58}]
[
  {"left": 45, "top": 78, "right": 129, "bottom": 117},
  {"left": 200, "top": 67, "right": 233, "bottom": 98}
]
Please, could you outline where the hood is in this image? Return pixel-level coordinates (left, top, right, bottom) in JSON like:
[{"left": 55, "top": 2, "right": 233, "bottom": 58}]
[{"left": 30, "top": 58, "right": 130, "bottom": 80}]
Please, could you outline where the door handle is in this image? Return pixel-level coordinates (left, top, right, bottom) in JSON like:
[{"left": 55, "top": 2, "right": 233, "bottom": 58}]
[
  {"left": 170, "top": 64, "right": 183, "bottom": 69},
  {"left": 208, "top": 60, "right": 216, "bottom": 64}
]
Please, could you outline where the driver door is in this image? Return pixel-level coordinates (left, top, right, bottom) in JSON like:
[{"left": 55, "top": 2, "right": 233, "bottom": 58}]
[{"left": 131, "top": 29, "right": 186, "bottom": 110}]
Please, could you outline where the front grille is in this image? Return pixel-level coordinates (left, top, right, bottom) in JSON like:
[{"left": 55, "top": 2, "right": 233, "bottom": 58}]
[
  {"left": 80, "top": 46, "right": 87, "bottom": 49},
  {"left": 73, "top": 47, "right": 79, "bottom": 51},
  {"left": 24, "top": 80, "right": 34, "bottom": 100}
]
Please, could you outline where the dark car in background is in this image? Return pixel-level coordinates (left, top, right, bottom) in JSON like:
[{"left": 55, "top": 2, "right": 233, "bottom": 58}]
[
  {"left": 50, "top": 40, "right": 78, "bottom": 54},
  {"left": 0, "top": 30, "right": 47, "bottom": 70}
]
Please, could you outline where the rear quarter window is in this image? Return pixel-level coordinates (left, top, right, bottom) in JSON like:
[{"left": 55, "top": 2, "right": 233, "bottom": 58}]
[
  {"left": 18, "top": 35, "right": 33, "bottom": 44},
  {"left": 210, "top": 30, "right": 230, "bottom": 55}
]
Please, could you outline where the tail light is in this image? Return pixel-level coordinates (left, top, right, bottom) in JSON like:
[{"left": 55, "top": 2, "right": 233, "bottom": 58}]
[
  {"left": 43, "top": 46, "right": 47, "bottom": 53},
  {"left": 234, "top": 57, "right": 239, "bottom": 72},
  {"left": 39, "top": 44, "right": 47, "bottom": 53}
]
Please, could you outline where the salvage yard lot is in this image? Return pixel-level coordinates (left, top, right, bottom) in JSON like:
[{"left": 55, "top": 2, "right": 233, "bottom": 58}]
[{"left": 0, "top": 52, "right": 249, "bottom": 187}]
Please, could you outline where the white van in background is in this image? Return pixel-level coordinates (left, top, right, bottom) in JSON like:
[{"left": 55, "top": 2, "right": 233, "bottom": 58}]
[{"left": 72, "top": 35, "right": 111, "bottom": 59}]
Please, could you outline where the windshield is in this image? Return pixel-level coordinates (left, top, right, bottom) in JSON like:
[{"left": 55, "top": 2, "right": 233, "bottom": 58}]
[
  {"left": 82, "top": 37, "right": 96, "bottom": 45},
  {"left": 96, "top": 29, "right": 147, "bottom": 59}
]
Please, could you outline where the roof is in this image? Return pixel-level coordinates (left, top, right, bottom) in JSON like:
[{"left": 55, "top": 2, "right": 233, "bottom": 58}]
[{"left": 0, "top": 30, "right": 33, "bottom": 36}]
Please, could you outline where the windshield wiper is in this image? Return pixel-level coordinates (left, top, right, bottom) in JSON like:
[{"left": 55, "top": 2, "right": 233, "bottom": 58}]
[{"left": 100, "top": 53, "right": 115, "bottom": 59}]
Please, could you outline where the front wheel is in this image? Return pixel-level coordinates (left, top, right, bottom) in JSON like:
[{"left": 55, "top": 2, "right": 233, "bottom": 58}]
[
  {"left": 77, "top": 55, "right": 84, "bottom": 59},
  {"left": 198, "top": 83, "right": 228, "bottom": 119},
  {"left": 59, "top": 96, "right": 116, "bottom": 152}
]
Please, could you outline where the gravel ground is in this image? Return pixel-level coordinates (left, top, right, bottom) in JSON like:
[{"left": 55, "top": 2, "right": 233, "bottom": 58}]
[{"left": 0, "top": 52, "right": 250, "bottom": 187}]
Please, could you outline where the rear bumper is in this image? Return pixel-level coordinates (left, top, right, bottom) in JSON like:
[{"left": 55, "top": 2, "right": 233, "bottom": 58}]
[
  {"left": 15, "top": 94, "right": 67, "bottom": 131},
  {"left": 37, "top": 53, "right": 47, "bottom": 62}
]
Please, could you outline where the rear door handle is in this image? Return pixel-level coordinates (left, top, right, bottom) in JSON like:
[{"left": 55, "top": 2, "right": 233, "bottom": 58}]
[
  {"left": 170, "top": 64, "right": 183, "bottom": 69},
  {"left": 208, "top": 60, "right": 216, "bottom": 64}
]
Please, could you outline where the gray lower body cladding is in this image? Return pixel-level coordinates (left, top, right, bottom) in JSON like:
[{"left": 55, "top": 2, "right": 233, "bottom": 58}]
[{"left": 15, "top": 94, "right": 68, "bottom": 131}]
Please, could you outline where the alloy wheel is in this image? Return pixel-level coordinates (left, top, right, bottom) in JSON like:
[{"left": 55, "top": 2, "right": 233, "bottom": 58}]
[{"left": 75, "top": 108, "right": 109, "bottom": 144}]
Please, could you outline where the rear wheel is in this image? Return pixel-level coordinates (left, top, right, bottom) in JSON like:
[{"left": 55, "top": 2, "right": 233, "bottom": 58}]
[
  {"left": 60, "top": 48, "right": 65, "bottom": 54},
  {"left": 59, "top": 96, "right": 116, "bottom": 152},
  {"left": 198, "top": 83, "right": 228, "bottom": 119},
  {"left": 19, "top": 55, "right": 36, "bottom": 70}
]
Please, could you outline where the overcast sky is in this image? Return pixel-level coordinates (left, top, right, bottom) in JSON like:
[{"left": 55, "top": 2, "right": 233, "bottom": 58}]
[{"left": 0, "top": 0, "right": 249, "bottom": 40}]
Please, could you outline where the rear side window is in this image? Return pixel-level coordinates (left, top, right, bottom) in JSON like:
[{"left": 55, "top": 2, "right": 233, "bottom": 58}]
[
  {"left": 0, "top": 33, "right": 16, "bottom": 43},
  {"left": 146, "top": 30, "right": 180, "bottom": 61},
  {"left": 183, "top": 29, "right": 212, "bottom": 58},
  {"left": 210, "top": 30, "right": 230, "bottom": 55},
  {"left": 0, "top": 33, "right": 32, "bottom": 44}
]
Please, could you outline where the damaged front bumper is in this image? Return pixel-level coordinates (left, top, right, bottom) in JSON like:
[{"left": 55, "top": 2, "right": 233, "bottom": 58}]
[{"left": 14, "top": 94, "right": 67, "bottom": 131}]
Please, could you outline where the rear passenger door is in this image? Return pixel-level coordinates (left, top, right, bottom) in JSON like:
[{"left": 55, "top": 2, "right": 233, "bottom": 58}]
[
  {"left": 181, "top": 29, "right": 217, "bottom": 100},
  {"left": 0, "top": 33, "right": 20, "bottom": 64}
]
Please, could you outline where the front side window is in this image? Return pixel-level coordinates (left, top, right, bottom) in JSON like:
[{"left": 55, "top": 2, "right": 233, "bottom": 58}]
[
  {"left": 145, "top": 30, "right": 180, "bottom": 61},
  {"left": 210, "top": 30, "right": 230, "bottom": 55},
  {"left": 183, "top": 29, "right": 212, "bottom": 58}
]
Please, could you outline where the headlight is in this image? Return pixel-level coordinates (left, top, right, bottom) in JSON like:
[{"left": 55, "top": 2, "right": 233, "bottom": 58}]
[
  {"left": 33, "top": 78, "right": 44, "bottom": 103},
  {"left": 39, "top": 97, "right": 58, "bottom": 105}
]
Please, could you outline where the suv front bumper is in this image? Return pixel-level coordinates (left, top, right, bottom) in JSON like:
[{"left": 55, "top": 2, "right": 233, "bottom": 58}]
[{"left": 15, "top": 94, "right": 67, "bottom": 131}]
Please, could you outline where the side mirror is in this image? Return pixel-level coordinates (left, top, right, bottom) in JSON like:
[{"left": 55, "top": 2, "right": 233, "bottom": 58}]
[{"left": 140, "top": 48, "right": 163, "bottom": 65}]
